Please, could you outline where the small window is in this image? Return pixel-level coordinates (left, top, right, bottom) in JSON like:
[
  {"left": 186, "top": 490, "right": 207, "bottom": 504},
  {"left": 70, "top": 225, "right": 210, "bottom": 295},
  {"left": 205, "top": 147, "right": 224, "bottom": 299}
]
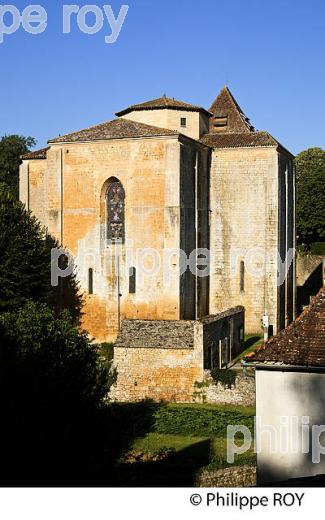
[
  {"left": 240, "top": 261, "right": 245, "bottom": 292},
  {"left": 129, "top": 266, "right": 136, "bottom": 294},
  {"left": 88, "top": 268, "right": 94, "bottom": 294},
  {"left": 180, "top": 117, "right": 187, "bottom": 128},
  {"left": 213, "top": 115, "right": 228, "bottom": 128}
]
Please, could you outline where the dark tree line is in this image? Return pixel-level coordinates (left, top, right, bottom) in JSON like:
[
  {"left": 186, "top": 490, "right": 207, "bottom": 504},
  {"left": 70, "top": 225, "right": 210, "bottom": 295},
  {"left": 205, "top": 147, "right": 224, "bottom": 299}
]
[
  {"left": 295, "top": 147, "right": 325, "bottom": 245},
  {"left": 0, "top": 135, "right": 36, "bottom": 197}
]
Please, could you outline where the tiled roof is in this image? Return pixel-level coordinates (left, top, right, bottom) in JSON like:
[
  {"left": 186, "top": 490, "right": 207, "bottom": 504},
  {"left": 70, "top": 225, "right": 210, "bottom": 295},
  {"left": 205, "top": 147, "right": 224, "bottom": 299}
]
[
  {"left": 200, "top": 131, "right": 279, "bottom": 148},
  {"left": 48, "top": 118, "right": 179, "bottom": 144},
  {"left": 246, "top": 287, "right": 325, "bottom": 367},
  {"left": 209, "top": 87, "right": 255, "bottom": 134},
  {"left": 21, "top": 147, "right": 49, "bottom": 160},
  {"left": 116, "top": 96, "right": 212, "bottom": 117}
]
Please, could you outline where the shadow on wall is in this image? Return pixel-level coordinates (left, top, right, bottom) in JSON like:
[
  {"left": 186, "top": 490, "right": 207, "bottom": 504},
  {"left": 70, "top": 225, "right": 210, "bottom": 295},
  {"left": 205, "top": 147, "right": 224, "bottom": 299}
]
[
  {"left": 257, "top": 372, "right": 325, "bottom": 486},
  {"left": 45, "top": 234, "right": 83, "bottom": 323},
  {"left": 297, "top": 263, "right": 323, "bottom": 316}
]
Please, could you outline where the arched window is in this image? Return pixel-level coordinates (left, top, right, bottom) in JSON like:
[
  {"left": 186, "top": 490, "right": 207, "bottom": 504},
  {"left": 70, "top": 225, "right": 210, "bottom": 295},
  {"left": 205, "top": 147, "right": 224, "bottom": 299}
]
[{"left": 105, "top": 180, "right": 125, "bottom": 243}]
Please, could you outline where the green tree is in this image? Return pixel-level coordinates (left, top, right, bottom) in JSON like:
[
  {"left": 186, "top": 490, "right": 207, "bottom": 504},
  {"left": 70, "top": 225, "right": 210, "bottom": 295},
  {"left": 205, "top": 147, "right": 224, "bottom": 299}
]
[
  {"left": 0, "top": 301, "right": 114, "bottom": 484},
  {"left": 295, "top": 147, "right": 325, "bottom": 244},
  {"left": 0, "top": 134, "right": 36, "bottom": 197},
  {"left": 0, "top": 301, "right": 111, "bottom": 409},
  {"left": 0, "top": 183, "right": 82, "bottom": 319}
]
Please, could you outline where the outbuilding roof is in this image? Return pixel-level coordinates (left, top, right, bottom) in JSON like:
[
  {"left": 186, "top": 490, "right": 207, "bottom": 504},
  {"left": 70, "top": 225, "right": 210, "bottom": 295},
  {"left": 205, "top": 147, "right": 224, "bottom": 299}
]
[{"left": 246, "top": 287, "right": 325, "bottom": 367}]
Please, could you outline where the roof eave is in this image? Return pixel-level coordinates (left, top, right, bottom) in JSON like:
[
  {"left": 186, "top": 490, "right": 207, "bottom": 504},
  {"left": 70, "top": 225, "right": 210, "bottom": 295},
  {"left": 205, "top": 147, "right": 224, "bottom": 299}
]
[
  {"left": 115, "top": 106, "right": 212, "bottom": 117},
  {"left": 48, "top": 133, "right": 181, "bottom": 145},
  {"left": 252, "top": 363, "right": 325, "bottom": 373}
]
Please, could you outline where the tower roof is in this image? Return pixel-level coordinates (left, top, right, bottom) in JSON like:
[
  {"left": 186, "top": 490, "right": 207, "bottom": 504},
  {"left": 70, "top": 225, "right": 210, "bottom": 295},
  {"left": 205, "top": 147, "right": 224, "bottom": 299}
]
[
  {"left": 116, "top": 96, "right": 212, "bottom": 117},
  {"left": 209, "top": 87, "right": 255, "bottom": 134}
]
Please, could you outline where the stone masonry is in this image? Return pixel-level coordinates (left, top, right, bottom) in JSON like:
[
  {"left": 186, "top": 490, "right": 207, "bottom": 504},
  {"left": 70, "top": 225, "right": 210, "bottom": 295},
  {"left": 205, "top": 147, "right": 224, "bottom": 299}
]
[
  {"left": 20, "top": 88, "right": 295, "bottom": 402},
  {"left": 109, "top": 307, "right": 244, "bottom": 402}
]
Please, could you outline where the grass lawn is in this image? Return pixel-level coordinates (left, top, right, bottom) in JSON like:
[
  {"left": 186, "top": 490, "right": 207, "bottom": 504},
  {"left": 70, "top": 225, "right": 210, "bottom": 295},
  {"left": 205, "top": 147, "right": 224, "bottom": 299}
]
[
  {"left": 231, "top": 334, "right": 264, "bottom": 364},
  {"left": 115, "top": 403, "right": 256, "bottom": 486}
]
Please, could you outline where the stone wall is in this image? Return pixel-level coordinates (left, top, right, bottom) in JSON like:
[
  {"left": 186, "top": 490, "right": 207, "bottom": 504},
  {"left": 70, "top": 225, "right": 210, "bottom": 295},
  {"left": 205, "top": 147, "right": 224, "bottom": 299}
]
[
  {"left": 202, "top": 307, "right": 244, "bottom": 369},
  {"left": 19, "top": 158, "right": 47, "bottom": 225},
  {"left": 296, "top": 253, "right": 325, "bottom": 286},
  {"left": 209, "top": 146, "right": 295, "bottom": 335},
  {"left": 193, "top": 369, "right": 255, "bottom": 407},
  {"left": 21, "top": 133, "right": 210, "bottom": 343},
  {"left": 197, "top": 464, "right": 256, "bottom": 487},
  {"left": 296, "top": 253, "right": 324, "bottom": 315},
  {"left": 110, "top": 319, "right": 203, "bottom": 402},
  {"left": 109, "top": 308, "right": 245, "bottom": 402},
  {"left": 122, "top": 108, "right": 210, "bottom": 140}
]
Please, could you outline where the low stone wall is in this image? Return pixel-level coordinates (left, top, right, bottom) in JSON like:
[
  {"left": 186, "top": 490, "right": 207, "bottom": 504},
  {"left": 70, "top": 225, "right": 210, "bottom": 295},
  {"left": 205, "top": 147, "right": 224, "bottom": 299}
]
[
  {"left": 193, "top": 369, "right": 255, "bottom": 406},
  {"left": 114, "top": 319, "right": 197, "bottom": 349},
  {"left": 202, "top": 306, "right": 245, "bottom": 368},
  {"left": 109, "top": 308, "right": 246, "bottom": 403},
  {"left": 296, "top": 253, "right": 325, "bottom": 286},
  {"left": 109, "top": 320, "right": 203, "bottom": 402},
  {"left": 197, "top": 464, "right": 256, "bottom": 487}
]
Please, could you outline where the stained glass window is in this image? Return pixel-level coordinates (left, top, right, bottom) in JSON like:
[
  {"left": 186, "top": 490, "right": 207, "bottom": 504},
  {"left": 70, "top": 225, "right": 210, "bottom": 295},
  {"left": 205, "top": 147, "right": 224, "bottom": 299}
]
[{"left": 106, "top": 181, "right": 125, "bottom": 243}]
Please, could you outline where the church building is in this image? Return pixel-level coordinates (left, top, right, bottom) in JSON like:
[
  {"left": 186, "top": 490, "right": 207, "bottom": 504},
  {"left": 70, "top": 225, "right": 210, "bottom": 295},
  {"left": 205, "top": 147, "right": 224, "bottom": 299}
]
[{"left": 20, "top": 87, "right": 295, "bottom": 401}]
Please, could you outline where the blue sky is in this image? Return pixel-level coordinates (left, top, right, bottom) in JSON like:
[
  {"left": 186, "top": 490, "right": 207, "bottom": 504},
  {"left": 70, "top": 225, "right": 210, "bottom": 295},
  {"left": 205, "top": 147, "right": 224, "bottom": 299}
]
[{"left": 1, "top": 0, "right": 324, "bottom": 154}]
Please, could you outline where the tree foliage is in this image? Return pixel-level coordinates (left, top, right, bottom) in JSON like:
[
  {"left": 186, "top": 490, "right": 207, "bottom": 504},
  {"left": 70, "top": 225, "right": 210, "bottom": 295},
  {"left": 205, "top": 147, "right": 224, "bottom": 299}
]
[
  {"left": 0, "top": 301, "right": 115, "bottom": 485},
  {"left": 295, "top": 147, "right": 325, "bottom": 243},
  {"left": 0, "top": 134, "right": 36, "bottom": 197},
  {"left": 0, "top": 183, "right": 82, "bottom": 320},
  {"left": 0, "top": 301, "right": 111, "bottom": 410}
]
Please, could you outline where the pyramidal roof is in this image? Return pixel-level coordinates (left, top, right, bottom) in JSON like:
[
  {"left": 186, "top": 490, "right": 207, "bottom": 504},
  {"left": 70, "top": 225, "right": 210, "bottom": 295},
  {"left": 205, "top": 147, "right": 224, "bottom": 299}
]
[
  {"left": 209, "top": 87, "right": 255, "bottom": 134},
  {"left": 116, "top": 96, "right": 212, "bottom": 117}
]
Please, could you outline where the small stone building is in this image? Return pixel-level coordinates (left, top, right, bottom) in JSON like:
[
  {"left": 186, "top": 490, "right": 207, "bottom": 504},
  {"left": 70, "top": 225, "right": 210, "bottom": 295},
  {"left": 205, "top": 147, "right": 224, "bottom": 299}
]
[
  {"left": 110, "top": 306, "right": 244, "bottom": 402},
  {"left": 19, "top": 87, "right": 295, "bottom": 401},
  {"left": 247, "top": 286, "right": 325, "bottom": 485}
]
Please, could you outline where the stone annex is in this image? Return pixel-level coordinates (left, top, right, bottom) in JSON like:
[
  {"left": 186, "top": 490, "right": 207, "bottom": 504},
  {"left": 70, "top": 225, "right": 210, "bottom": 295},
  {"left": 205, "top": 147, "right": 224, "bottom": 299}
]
[{"left": 20, "top": 87, "right": 295, "bottom": 401}]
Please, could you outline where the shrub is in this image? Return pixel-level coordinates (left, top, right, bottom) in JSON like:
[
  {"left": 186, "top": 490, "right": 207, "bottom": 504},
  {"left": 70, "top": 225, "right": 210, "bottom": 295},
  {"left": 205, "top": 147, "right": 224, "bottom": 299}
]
[
  {"left": 310, "top": 242, "right": 325, "bottom": 255},
  {"left": 210, "top": 368, "right": 237, "bottom": 389},
  {"left": 97, "top": 342, "right": 114, "bottom": 363},
  {"left": 0, "top": 300, "right": 112, "bottom": 409},
  {"left": 0, "top": 301, "right": 115, "bottom": 484},
  {"left": 152, "top": 404, "right": 254, "bottom": 437}
]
